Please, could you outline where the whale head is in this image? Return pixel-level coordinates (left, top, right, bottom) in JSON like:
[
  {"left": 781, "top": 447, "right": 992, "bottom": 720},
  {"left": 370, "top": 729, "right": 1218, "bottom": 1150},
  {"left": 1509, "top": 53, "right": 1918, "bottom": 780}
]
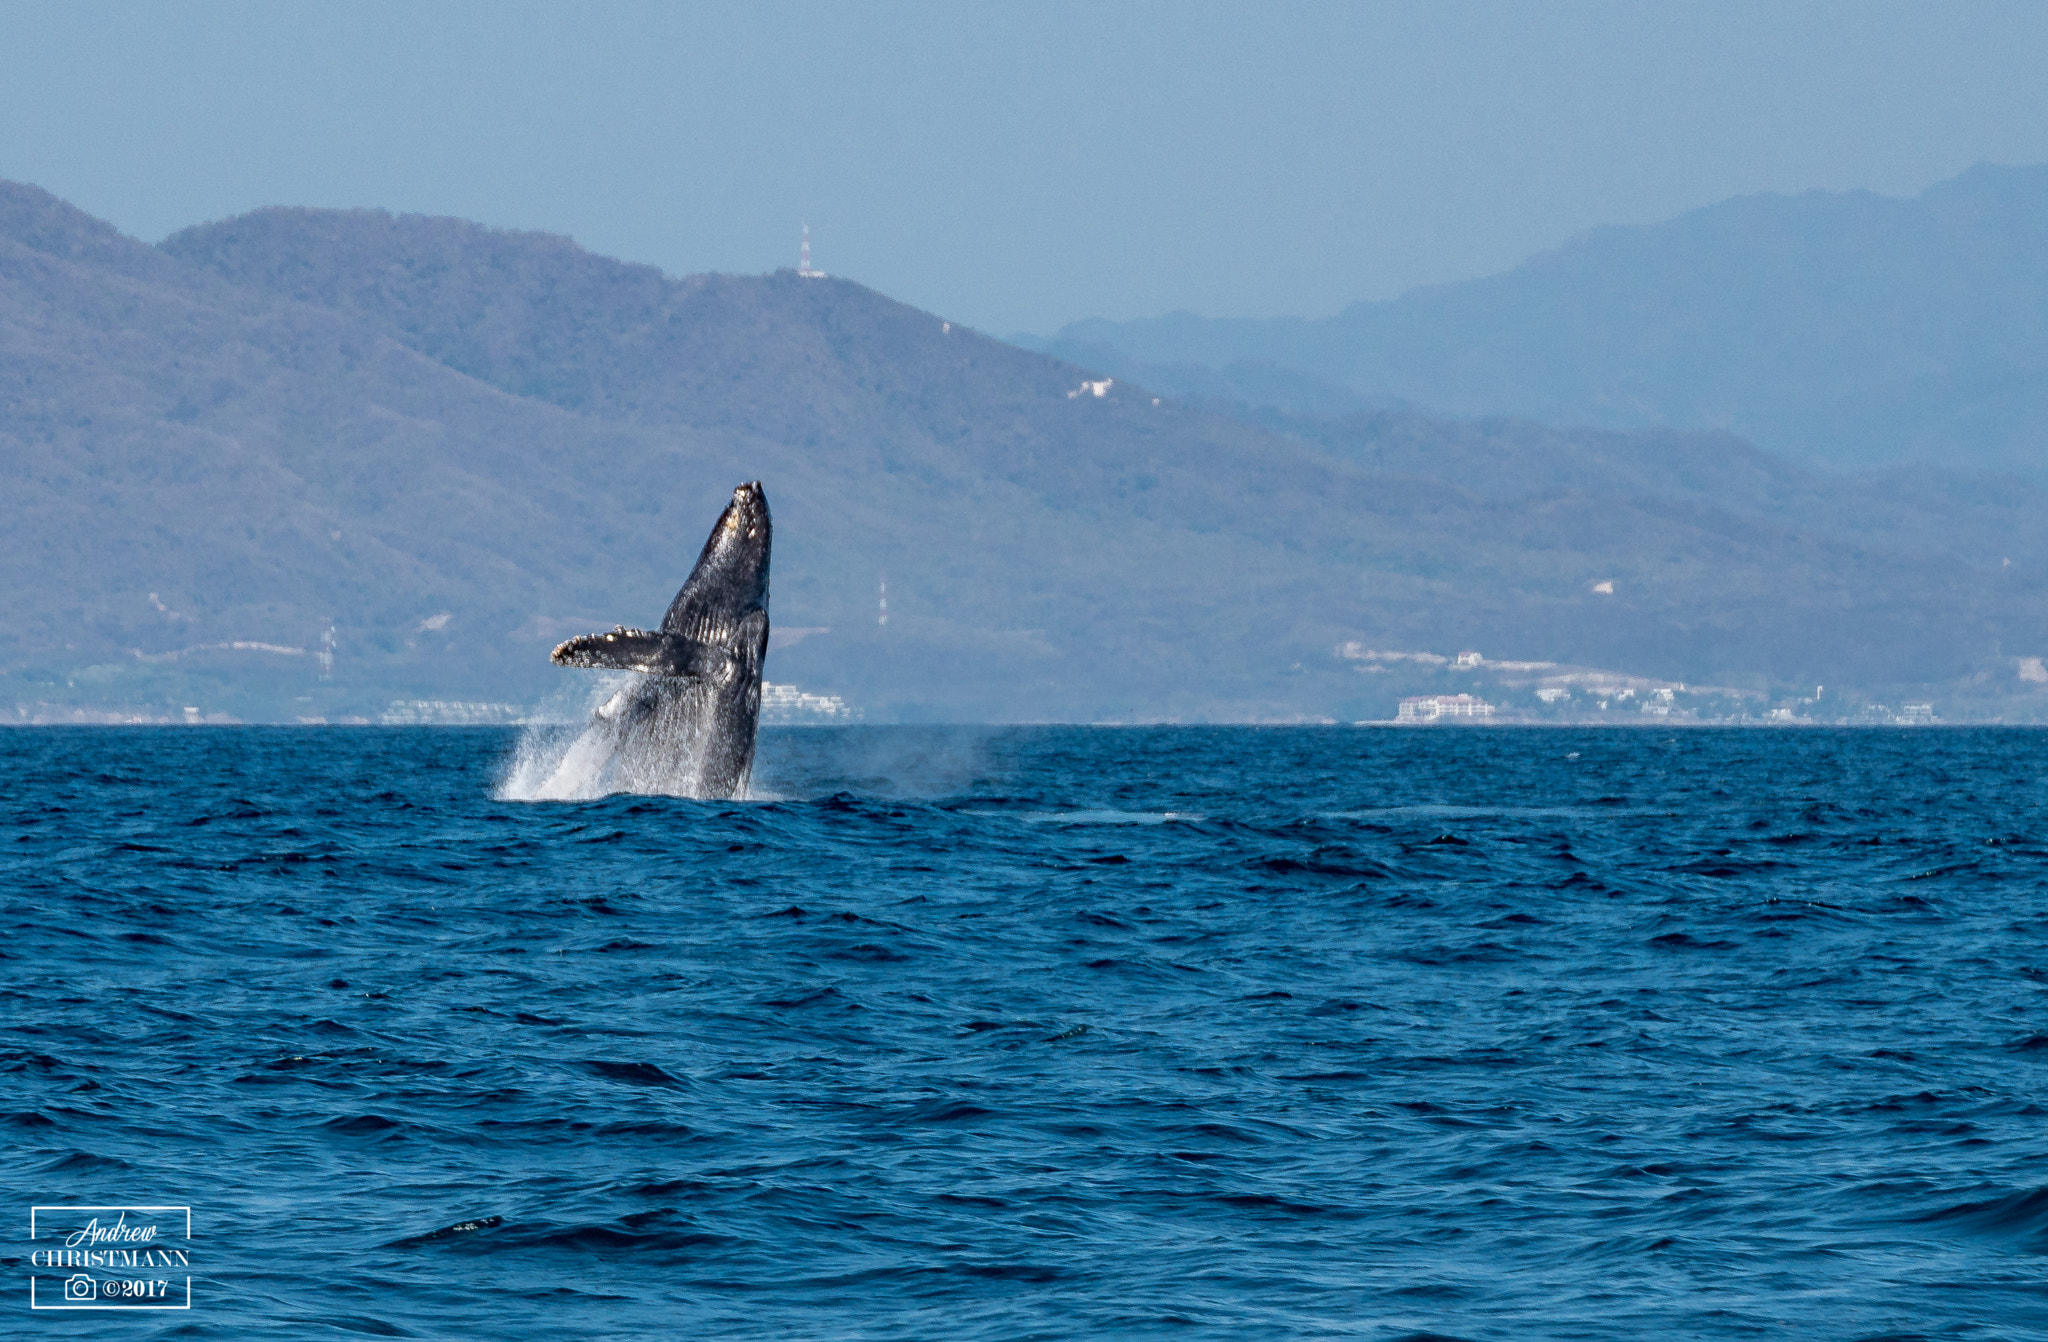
[{"left": 662, "top": 481, "right": 771, "bottom": 634}]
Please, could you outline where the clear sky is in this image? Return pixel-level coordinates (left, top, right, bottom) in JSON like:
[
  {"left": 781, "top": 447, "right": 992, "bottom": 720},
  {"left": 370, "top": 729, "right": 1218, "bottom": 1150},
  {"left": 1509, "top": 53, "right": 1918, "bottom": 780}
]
[{"left": 4, "top": 1, "right": 2048, "bottom": 335}]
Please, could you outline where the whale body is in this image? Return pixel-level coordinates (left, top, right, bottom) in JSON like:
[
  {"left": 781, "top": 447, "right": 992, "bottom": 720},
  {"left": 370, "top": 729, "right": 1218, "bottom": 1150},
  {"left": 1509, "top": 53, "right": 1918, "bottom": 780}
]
[{"left": 540, "top": 482, "right": 771, "bottom": 799}]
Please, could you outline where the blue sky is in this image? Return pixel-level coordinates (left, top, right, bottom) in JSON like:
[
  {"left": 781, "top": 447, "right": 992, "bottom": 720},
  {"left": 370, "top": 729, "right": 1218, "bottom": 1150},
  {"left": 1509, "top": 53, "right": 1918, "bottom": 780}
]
[{"left": 4, "top": 1, "right": 2048, "bottom": 333}]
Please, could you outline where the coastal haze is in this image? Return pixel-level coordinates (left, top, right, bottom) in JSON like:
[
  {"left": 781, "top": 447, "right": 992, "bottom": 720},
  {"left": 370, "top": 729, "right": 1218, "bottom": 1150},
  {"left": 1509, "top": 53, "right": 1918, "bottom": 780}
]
[
  {"left": 7, "top": 180, "right": 2048, "bottom": 724},
  {"left": 1036, "top": 163, "right": 2048, "bottom": 476}
]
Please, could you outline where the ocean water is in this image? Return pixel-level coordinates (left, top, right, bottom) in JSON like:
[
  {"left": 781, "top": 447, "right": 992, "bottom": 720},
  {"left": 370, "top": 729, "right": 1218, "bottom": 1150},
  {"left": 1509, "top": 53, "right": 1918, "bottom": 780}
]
[{"left": 4, "top": 725, "right": 2047, "bottom": 1340}]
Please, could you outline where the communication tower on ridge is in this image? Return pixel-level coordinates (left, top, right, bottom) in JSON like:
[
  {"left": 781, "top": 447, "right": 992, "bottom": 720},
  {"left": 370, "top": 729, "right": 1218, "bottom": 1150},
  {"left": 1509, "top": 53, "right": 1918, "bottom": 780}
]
[{"left": 798, "top": 223, "right": 826, "bottom": 279}]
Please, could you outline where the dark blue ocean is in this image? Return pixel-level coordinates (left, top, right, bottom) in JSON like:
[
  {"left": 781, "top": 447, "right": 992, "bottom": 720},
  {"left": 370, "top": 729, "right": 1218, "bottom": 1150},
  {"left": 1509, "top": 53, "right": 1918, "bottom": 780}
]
[{"left": 5, "top": 726, "right": 2048, "bottom": 1340}]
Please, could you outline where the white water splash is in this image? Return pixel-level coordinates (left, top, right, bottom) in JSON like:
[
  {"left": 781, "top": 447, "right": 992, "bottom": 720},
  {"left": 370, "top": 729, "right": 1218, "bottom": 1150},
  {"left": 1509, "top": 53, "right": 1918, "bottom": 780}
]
[
  {"left": 496, "top": 672, "right": 765, "bottom": 802},
  {"left": 497, "top": 673, "right": 642, "bottom": 801}
]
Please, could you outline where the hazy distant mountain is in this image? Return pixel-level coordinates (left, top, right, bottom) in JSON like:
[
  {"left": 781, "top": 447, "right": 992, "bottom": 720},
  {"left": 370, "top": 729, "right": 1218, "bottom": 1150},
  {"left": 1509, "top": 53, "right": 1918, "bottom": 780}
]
[
  {"left": 6, "top": 182, "right": 2048, "bottom": 723},
  {"left": 1044, "top": 163, "right": 2048, "bottom": 474}
]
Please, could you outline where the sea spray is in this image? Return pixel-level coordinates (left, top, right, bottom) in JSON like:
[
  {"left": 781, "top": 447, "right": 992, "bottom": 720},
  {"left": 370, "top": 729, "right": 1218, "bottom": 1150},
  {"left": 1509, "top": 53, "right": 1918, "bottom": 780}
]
[
  {"left": 497, "top": 669, "right": 755, "bottom": 801},
  {"left": 495, "top": 671, "right": 638, "bottom": 801}
]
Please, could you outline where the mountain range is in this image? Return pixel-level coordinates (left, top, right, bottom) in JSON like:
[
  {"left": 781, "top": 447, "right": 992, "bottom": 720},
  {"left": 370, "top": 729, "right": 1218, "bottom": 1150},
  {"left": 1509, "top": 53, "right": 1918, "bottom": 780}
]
[
  {"left": 1038, "top": 162, "right": 2048, "bottom": 477},
  {"left": 4, "top": 180, "right": 2048, "bottom": 723}
]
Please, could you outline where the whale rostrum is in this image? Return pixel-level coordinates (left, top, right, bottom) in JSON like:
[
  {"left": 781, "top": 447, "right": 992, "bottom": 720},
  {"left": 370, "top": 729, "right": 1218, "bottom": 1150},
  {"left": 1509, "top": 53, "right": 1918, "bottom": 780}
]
[{"left": 543, "top": 481, "right": 771, "bottom": 799}]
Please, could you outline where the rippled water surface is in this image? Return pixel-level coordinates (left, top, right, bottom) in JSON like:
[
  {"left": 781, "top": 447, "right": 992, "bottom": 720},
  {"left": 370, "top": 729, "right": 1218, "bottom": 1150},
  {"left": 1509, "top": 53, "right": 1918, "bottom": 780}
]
[{"left": 5, "top": 726, "right": 2048, "bottom": 1340}]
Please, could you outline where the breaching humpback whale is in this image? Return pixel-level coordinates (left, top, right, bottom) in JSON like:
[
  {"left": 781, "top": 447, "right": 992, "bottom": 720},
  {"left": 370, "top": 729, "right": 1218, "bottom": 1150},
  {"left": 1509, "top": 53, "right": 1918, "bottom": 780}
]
[{"left": 545, "top": 482, "right": 771, "bottom": 799}]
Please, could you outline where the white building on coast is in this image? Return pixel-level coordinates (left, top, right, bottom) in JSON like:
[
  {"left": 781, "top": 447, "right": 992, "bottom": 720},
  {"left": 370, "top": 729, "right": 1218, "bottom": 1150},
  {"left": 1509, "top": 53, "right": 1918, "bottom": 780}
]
[{"left": 1397, "top": 694, "right": 1495, "bottom": 723}]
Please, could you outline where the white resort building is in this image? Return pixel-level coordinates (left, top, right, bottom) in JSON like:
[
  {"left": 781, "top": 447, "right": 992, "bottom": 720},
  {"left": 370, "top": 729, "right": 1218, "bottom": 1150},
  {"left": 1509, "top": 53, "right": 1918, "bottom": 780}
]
[
  {"left": 760, "top": 682, "right": 860, "bottom": 724},
  {"left": 1397, "top": 694, "right": 1496, "bottom": 723}
]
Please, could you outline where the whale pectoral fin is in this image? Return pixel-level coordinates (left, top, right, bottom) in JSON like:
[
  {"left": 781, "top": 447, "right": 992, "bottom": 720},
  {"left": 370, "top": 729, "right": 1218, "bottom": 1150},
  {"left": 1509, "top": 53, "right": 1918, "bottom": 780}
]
[{"left": 550, "top": 627, "right": 729, "bottom": 677}]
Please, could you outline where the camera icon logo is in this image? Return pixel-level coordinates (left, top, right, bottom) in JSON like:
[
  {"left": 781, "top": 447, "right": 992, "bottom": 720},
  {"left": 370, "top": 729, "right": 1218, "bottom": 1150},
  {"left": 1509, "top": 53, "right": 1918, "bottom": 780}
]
[{"left": 63, "top": 1274, "right": 96, "bottom": 1301}]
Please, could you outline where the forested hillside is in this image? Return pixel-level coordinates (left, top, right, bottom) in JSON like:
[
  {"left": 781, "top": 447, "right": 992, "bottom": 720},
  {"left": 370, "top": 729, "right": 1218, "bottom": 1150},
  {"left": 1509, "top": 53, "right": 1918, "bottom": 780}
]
[{"left": 6, "top": 182, "right": 2048, "bottom": 722}]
